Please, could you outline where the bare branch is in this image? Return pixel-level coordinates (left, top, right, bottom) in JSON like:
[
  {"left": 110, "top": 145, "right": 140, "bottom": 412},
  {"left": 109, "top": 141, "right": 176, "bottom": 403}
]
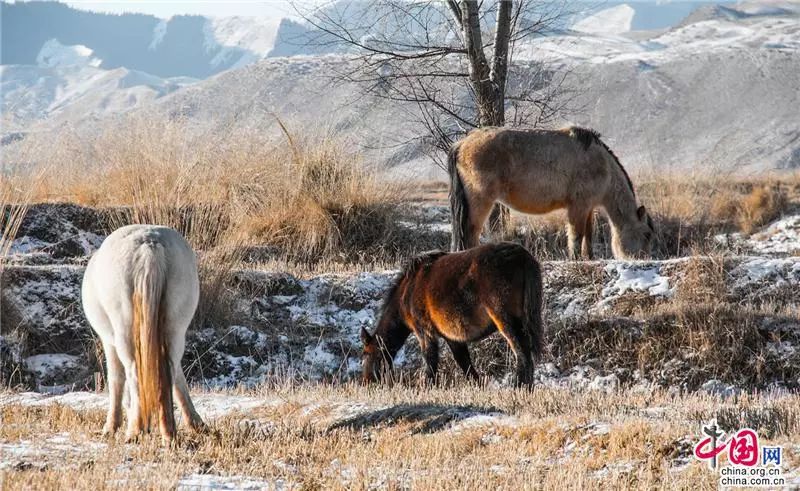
[{"left": 288, "top": 0, "right": 578, "bottom": 161}]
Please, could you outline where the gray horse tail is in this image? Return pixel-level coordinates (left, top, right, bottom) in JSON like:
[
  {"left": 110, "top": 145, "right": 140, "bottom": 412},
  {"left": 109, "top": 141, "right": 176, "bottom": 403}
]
[{"left": 448, "top": 142, "right": 469, "bottom": 251}]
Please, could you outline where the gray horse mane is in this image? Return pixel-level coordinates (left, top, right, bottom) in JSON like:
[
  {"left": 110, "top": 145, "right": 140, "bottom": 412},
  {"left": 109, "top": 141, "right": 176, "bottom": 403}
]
[{"left": 568, "top": 126, "right": 635, "bottom": 197}]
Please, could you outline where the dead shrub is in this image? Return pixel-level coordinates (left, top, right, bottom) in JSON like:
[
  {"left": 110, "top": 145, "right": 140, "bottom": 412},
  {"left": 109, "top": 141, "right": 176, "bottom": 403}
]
[
  {"left": 675, "top": 255, "right": 727, "bottom": 304},
  {"left": 715, "top": 405, "right": 799, "bottom": 439},
  {"left": 547, "top": 302, "right": 800, "bottom": 390},
  {"left": 737, "top": 185, "right": 787, "bottom": 234},
  {"left": 9, "top": 116, "right": 420, "bottom": 268},
  {"left": 235, "top": 134, "right": 408, "bottom": 263}
]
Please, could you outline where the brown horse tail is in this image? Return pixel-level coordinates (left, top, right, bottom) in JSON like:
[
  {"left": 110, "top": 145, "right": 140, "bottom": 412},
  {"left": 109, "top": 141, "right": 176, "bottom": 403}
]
[
  {"left": 523, "top": 255, "right": 544, "bottom": 359},
  {"left": 132, "top": 244, "right": 174, "bottom": 440},
  {"left": 448, "top": 142, "right": 469, "bottom": 251}
]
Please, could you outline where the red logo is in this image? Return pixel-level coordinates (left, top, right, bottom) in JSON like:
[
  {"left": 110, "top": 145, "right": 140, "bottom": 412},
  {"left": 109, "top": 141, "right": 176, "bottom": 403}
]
[{"left": 694, "top": 423, "right": 760, "bottom": 468}]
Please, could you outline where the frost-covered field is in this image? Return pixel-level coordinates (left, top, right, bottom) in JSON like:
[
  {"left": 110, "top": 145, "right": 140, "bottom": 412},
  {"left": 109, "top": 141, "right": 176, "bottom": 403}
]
[
  {"left": 2, "top": 384, "right": 799, "bottom": 489},
  {"left": 3, "top": 204, "right": 800, "bottom": 394},
  {"left": 2, "top": 197, "right": 800, "bottom": 488}
]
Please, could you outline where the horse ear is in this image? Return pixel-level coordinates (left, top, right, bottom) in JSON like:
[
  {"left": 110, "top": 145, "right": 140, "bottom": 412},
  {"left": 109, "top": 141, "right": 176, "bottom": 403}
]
[
  {"left": 637, "top": 205, "right": 647, "bottom": 221},
  {"left": 360, "top": 326, "right": 373, "bottom": 344}
]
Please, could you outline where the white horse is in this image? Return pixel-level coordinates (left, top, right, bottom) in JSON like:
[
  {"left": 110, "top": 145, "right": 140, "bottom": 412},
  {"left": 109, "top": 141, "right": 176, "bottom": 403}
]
[{"left": 82, "top": 224, "right": 204, "bottom": 443}]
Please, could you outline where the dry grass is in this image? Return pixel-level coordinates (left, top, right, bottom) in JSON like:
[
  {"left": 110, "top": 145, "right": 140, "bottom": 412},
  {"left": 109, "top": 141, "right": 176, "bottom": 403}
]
[
  {"left": 4, "top": 118, "right": 422, "bottom": 331},
  {"left": 637, "top": 172, "right": 797, "bottom": 256},
  {"left": 2, "top": 383, "right": 797, "bottom": 490},
  {"left": 6, "top": 119, "right": 800, "bottom": 265},
  {"left": 0, "top": 179, "right": 36, "bottom": 260},
  {"left": 7, "top": 117, "right": 413, "bottom": 267}
]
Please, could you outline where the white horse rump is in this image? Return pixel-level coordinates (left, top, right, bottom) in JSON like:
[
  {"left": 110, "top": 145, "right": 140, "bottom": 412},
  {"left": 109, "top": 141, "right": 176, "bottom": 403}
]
[{"left": 82, "top": 224, "right": 204, "bottom": 443}]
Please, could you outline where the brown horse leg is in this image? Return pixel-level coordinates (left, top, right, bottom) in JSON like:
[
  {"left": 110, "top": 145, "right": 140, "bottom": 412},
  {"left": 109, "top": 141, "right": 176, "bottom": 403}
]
[
  {"left": 466, "top": 197, "right": 495, "bottom": 249},
  {"left": 445, "top": 340, "right": 479, "bottom": 382},
  {"left": 487, "top": 311, "right": 533, "bottom": 386},
  {"left": 567, "top": 207, "right": 588, "bottom": 260},
  {"left": 418, "top": 335, "right": 440, "bottom": 385},
  {"left": 582, "top": 212, "right": 594, "bottom": 259}
]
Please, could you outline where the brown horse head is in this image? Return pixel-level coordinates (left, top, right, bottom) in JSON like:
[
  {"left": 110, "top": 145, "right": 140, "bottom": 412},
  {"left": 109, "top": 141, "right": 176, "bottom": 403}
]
[
  {"left": 360, "top": 326, "right": 385, "bottom": 383},
  {"left": 361, "top": 271, "right": 417, "bottom": 383},
  {"left": 612, "top": 205, "right": 656, "bottom": 259},
  {"left": 360, "top": 322, "right": 406, "bottom": 384}
]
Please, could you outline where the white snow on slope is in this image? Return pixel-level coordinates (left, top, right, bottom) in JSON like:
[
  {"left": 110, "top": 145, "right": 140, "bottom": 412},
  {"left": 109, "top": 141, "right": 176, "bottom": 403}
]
[
  {"left": 148, "top": 19, "right": 168, "bottom": 51},
  {"left": 0, "top": 64, "right": 195, "bottom": 129},
  {"left": 210, "top": 16, "right": 281, "bottom": 55},
  {"left": 747, "top": 215, "right": 800, "bottom": 255},
  {"left": 36, "top": 39, "right": 102, "bottom": 68},
  {"left": 518, "top": 12, "right": 799, "bottom": 66},
  {"left": 203, "top": 16, "right": 282, "bottom": 68},
  {"left": 573, "top": 4, "right": 635, "bottom": 35}
]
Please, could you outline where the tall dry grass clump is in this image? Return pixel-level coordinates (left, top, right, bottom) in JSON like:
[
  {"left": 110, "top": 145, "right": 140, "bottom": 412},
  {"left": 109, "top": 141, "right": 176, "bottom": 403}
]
[
  {"left": 636, "top": 172, "right": 796, "bottom": 256},
  {"left": 12, "top": 116, "right": 409, "bottom": 266},
  {"left": 736, "top": 184, "right": 788, "bottom": 233},
  {"left": 0, "top": 185, "right": 31, "bottom": 260},
  {"left": 238, "top": 127, "right": 407, "bottom": 262}
]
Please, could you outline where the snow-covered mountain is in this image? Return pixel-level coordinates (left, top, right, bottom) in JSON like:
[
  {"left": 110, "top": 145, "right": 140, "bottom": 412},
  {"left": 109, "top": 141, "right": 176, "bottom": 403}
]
[
  {"left": 2, "top": 1, "right": 799, "bottom": 172},
  {"left": 1, "top": 1, "right": 282, "bottom": 77}
]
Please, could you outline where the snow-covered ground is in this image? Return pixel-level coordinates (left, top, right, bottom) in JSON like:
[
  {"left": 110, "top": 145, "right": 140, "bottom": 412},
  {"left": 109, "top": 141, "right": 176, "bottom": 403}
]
[{"left": 2, "top": 204, "right": 799, "bottom": 394}]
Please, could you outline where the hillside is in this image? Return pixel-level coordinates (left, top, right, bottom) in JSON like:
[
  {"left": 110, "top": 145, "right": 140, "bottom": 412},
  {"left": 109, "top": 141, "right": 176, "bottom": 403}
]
[{"left": 2, "top": 1, "right": 799, "bottom": 173}]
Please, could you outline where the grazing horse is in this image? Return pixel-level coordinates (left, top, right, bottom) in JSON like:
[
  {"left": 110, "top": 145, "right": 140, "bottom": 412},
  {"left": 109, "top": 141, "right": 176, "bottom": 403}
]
[
  {"left": 82, "top": 225, "right": 204, "bottom": 443},
  {"left": 449, "top": 126, "right": 656, "bottom": 259},
  {"left": 361, "top": 243, "right": 544, "bottom": 386}
]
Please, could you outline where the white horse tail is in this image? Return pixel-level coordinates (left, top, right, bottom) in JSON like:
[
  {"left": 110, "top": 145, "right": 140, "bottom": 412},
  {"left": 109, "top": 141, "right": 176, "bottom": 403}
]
[{"left": 131, "top": 242, "right": 174, "bottom": 439}]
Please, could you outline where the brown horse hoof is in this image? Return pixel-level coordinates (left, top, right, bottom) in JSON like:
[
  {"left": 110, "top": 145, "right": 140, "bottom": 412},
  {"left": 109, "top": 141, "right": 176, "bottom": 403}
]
[{"left": 189, "top": 419, "right": 209, "bottom": 434}]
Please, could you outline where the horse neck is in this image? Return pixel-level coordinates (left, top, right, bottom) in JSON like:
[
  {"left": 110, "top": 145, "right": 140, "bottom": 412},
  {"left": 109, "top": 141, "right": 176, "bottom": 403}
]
[
  {"left": 600, "top": 156, "right": 638, "bottom": 233},
  {"left": 375, "top": 312, "right": 411, "bottom": 360}
]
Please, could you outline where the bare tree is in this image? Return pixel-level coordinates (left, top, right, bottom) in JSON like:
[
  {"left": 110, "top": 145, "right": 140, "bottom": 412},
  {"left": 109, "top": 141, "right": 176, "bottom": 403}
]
[{"left": 292, "top": 0, "right": 576, "bottom": 230}]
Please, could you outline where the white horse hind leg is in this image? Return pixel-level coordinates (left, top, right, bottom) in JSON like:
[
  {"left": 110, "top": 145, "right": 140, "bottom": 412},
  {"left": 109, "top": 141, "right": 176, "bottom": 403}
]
[
  {"left": 81, "top": 283, "right": 126, "bottom": 436},
  {"left": 173, "top": 366, "right": 205, "bottom": 431},
  {"left": 166, "top": 322, "right": 204, "bottom": 431},
  {"left": 101, "top": 342, "right": 126, "bottom": 435},
  {"left": 113, "top": 331, "right": 143, "bottom": 442}
]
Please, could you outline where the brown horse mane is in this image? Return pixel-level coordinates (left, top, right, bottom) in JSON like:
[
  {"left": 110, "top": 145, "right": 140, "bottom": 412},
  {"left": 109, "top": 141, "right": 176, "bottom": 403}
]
[
  {"left": 568, "top": 126, "right": 635, "bottom": 197},
  {"left": 378, "top": 250, "right": 447, "bottom": 321}
]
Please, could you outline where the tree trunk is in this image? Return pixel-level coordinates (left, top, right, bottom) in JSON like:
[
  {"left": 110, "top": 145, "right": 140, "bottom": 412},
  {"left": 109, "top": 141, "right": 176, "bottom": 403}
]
[
  {"left": 490, "top": 0, "right": 512, "bottom": 127},
  {"left": 459, "top": 1, "right": 513, "bottom": 236}
]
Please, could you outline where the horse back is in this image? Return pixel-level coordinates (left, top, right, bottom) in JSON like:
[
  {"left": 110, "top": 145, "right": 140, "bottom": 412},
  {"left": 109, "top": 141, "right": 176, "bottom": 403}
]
[
  {"left": 401, "top": 243, "right": 535, "bottom": 343},
  {"left": 459, "top": 128, "right": 614, "bottom": 207}
]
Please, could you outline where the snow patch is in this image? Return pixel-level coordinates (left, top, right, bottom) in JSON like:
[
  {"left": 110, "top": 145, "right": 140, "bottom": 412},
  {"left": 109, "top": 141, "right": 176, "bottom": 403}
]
[
  {"left": 731, "top": 257, "right": 800, "bottom": 288},
  {"left": 598, "top": 262, "right": 673, "bottom": 307},
  {"left": 24, "top": 354, "right": 81, "bottom": 379},
  {"left": 448, "top": 413, "right": 518, "bottom": 432},
  {"left": 37, "top": 39, "right": 102, "bottom": 68},
  {"left": 303, "top": 344, "right": 340, "bottom": 375},
  {"left": 149, "top": 20, "right": 168, "bottom": 51},
  {"left": 747, "top": 215, "right": 800, "bottom": 255},
  {"left": 0, "top": 432, "right": 106, "bottom": 470},
  {"left": 588, "top": 374, "right": 620, "bottom": 393},
  {"left": 573, "top": 5, "right": 635, "bottom": 35},
  {"left": 177, "top": 474, "right": 283, "bottom": 490},
  {"left": 0, "top": 391, "right": 269, "bottom": 419}
]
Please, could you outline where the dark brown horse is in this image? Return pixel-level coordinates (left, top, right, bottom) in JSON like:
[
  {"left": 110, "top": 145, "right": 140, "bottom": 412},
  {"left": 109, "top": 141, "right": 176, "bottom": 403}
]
[{"left": 360, "top": 242, "right": 544, "bottom": 386}]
